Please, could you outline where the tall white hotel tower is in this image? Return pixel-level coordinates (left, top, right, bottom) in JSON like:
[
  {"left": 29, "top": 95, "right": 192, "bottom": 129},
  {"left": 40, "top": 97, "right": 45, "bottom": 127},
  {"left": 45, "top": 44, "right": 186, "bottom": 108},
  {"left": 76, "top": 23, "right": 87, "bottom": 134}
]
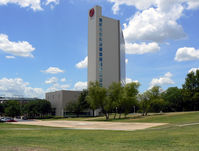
[{"left": 88, "top": 6, "right": 126, "bottom": 88}]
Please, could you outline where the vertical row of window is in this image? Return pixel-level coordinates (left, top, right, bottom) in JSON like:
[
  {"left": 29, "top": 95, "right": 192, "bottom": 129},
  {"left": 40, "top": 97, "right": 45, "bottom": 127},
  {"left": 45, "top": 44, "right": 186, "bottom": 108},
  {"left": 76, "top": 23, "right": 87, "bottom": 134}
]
[{"left": 99, "top": 18, "right": 103, "bottom": 87}]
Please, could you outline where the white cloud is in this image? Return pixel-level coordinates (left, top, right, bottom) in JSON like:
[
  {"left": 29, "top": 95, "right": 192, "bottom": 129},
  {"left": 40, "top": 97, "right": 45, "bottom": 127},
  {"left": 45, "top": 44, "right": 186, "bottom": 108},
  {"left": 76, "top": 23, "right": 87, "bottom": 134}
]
[
  {"left": 0, "top": 0, "right": 61, "bottom": 11},
  {"left": 0, "top": 77, "right": 44, "bottom": 98},
  {"left": 76, "top": 56, "right": 88, "bottom": 69},
  {"left": 42, "top": 67, "right": 64, "bottom": 74},
  {"left": 108, "top": 0, "right": 199, "bottom": 14},
  {"left": 126, "top": 77, "right": 132, "bottom": 84},
  {"left": 126, "top": 42, "right": 160, "bottom": 54},
  {"left": 74, "top": 81, "right": 87, "bottom": 90},
  {"left": 125, "top": 58, "right": 128, "bottom": 64},
  {"left": 123, "top": 7, "right": 185, "bottom": 43},
  {"left": 45, "top": 0, "right": 59, "bottom": 5},
  {"left": 188, "top": 68, "right": 199, "bottom": 74},
  {"left": 126, "top": 77, "right": 138, "bottom": 84},
  {"left": 60, "top": 78, "right": 66, "bottom": 82},
  {"left": 5, "top": 56, "right": 15, "bottom": 59},
  {"left": 187, "top": 0, "right": 199, "bottom": 10},
  {"left": 0, "top": 34, "right": 35, "bottom": 58},
  {"left": 0, "top": 0, "right": 43, "bottom": 11},
  {"left": 149, "top": 72, "right": 174, "bottom": 89},
  {"left": 45, "top": 77, "right": 58, "bottom": 84},
  {"left": 46, "top": 83, "right": 70, "bottom": 92},
  {"left": 107, "top": 0, "right": 155, "bottom": 14},
  {"left": 175, "top": 47, "right": 199, "bottom": 62},
  {"left": 45, "top": 0, "right": 59, "bottom": 9},
  {"left": 45, "top": 76, "right": 70, "bottom": 92},
  {"left": 107, "top": 0, "right": 199, "bottom": 44}
]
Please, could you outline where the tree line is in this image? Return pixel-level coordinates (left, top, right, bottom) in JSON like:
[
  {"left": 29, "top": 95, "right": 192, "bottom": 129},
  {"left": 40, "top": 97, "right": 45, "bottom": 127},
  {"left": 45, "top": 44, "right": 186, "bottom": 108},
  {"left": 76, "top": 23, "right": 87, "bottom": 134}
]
[
  {"left": 1, "top": 70, "right": 198, "bottom": 120},
  {"left": 0, "top": 99, "right": 51, "bottom": 118},
  {"left": 66, "top": 70, "right": 199, "bottom": 120}
]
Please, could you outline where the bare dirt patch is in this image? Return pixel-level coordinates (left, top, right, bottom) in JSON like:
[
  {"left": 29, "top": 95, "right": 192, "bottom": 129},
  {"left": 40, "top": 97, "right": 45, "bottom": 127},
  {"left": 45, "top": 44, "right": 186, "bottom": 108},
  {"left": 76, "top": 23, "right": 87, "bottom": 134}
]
[{"left": 12, "top": 120, "right": 167, "bottom": 131}]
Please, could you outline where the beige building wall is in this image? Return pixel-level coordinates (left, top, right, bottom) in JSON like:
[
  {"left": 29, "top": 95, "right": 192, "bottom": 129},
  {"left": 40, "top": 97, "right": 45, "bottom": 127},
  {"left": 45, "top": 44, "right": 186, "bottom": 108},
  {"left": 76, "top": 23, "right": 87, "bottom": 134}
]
[{"left": 46, "top": 90, "right": 81, "bottom": 116}]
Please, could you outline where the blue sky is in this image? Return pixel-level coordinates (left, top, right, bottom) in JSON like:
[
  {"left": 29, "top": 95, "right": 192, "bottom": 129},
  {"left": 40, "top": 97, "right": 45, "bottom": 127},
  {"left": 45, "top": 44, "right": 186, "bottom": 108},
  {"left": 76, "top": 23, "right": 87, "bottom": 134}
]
[{"left": 0, "top": 0, "right": 199, "bottom": 98}]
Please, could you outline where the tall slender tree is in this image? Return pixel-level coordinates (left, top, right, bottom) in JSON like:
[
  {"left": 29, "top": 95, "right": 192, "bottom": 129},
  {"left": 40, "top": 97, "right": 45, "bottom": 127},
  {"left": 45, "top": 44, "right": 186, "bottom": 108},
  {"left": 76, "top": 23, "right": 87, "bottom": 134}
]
[{"left": 108, "top": 82, "right": 124, "bottom": 119}]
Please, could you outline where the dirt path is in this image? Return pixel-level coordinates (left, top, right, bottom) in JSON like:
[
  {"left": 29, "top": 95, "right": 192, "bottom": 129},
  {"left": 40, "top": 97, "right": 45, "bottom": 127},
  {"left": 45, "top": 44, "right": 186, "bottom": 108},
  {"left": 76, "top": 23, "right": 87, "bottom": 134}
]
[{"left": 12, "top": 120, "right": 167, "bottom": 131}]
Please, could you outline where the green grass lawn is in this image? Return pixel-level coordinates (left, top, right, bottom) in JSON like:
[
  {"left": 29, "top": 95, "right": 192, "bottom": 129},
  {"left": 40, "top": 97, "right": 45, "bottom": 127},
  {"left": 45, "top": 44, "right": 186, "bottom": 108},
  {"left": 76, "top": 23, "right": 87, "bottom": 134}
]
[
  {"left": 91, "top": 111, "right": 199, "bottom": 124},
  {"left": 42, "top": 111, "right": 199, "bottom": 124},
  {"left": 1, "top": 112, "right": 199, "bottom": 151}
]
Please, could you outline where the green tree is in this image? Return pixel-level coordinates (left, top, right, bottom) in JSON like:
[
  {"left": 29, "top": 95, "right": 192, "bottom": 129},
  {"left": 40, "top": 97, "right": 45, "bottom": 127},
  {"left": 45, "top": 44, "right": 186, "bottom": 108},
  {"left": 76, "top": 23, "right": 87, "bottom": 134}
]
[
  {"left": 65, "top": 90, "right": 90, "bottom": 117},
  {"left": 139, "top": 92, "right": 151, "bottom": 116},
  {"left": 162, "top": 87, "right": 183, "bottom": 112},
  {"left": 24, "top": 101, "right": 38, "bottom": 118},
  {"left": 65, "top": 101, "right": 81, "bottom": 117},
  {"left": 37, "top": 100, "right": 51, "bottom": 117},
  {"left": 4, "top": 100, "right": 21, "bottom": 117},
  {"left": 86, "top": 82, "right": 109, "bottom": 119},
  {"left": 0, "top": 103, "right": 4, "bottom": 116},
  {"left": 24, "top": 100, "right": 51, "bottom": 118},
  {"left": 78, "top": 89, "right": 90, "bottom": 111},
  {"left": 139, "top": 86, "right": 163, "bottom": 115},
  {"left": 182, "top": 70, "right": 199, "bottom": 111},
  {"left": 150, "top": 98, "right": 165, "bottom": 113},
  {"left": 121, "top": 82, "right": 140, "bottom": 118},
  {"left": 108, "top": 82, "right": 124, "bottom": 119}
]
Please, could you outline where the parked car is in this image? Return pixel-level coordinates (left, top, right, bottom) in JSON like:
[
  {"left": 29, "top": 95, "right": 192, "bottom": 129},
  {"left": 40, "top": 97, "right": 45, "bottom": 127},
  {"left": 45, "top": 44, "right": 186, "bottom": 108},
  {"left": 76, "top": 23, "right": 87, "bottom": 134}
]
[
  {"left": 0, "top": 117, "right": 17, "bottom": 122},
  {"left": 0, "top": 117, "right": 7, "bottom": 122},
  {"left": 0, "top": 117, "right": 5, "bottom": 122},
  {"left": 7, "top": 118, "right": 17, "bottom": 122}
]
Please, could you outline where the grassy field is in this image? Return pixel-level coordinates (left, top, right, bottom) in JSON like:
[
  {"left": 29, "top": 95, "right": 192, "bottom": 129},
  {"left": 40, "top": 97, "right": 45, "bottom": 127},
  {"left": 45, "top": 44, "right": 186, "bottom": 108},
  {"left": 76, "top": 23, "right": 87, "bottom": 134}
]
[
  {"left": 42, "top": 111, "right": 199, "bottom": 124},
  {"left": 0, "top": 112, "right": 199, "bottom": 151}
]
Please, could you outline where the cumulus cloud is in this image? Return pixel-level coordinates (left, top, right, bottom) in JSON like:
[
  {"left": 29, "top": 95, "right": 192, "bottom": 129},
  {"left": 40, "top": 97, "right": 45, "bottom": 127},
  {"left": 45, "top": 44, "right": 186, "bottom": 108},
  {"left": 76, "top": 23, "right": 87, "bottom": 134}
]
[
  {"left": 126, "top": 77, "right": 138, "bottom": 84},
  {"left": 0, "top": 0, "right": 61, "bottom": 11},
  {"left": 0, "top": 34, "right": 35, "bottom": 58},
  {"left": 0, "top": 0, "right": 43, "bottom": 11},
  {"left": 126, "top": 77, "right": 132, "bottom": 84},
  {"left": 74, "top": 81, "right": 87, "bottom": 90},
  {"left": 0, "top": 77, "right": 44, "bottom": 98},
  {"left": 108, "top": 0, "right": 199, "bottom": 14},
  {"left": 5, "top": 56, "right": 15, "bottom": 59},
  {"left": 107, "top": 0, "right": 155, "bottom": 14},
  {"left": 45, "top": 0, "right": 59, "bottom": 5},
  {"left": 45, "top": 76, "right": 70, "bottom": 92},
  {"left": 46, "top": 83, "right": 70, "bottom": 92},
  {"left": 42, "top": 67, "right": 64, "bottom": 74},
  {"left": 125, "top": 58, "right": 128, "bottom": 64},
  {"left": 107, "top": 0, "right": 198, "bottom": 44},
  {"left": 188, "top": 68, "right": 199, "bottom": 74},
  {"left": 187, "top": 0, "right": 199, "bottom": 10},
  {"left": 149, "top": 72, "right": 174, "bottom": 89},
  {"left": 45, "top": 77, "right": 58, "bottom": 84},
  {"left": 175, "top": 47, "right": 199, "bottom": 62},
  {"left": 76, "top": 56, "right": 88, "bottom": 69},
  {"left": 123, "top": 7, "right": 185, "bottom": 43},
  {"left": 126, "top": 42, "right": 160, "bottom": 54},
  {"left": 45, "top": 0, "right": 59, "bottom": 9},
  {"left": 60, "top": 78, "right": 66, "bottom": 82}
]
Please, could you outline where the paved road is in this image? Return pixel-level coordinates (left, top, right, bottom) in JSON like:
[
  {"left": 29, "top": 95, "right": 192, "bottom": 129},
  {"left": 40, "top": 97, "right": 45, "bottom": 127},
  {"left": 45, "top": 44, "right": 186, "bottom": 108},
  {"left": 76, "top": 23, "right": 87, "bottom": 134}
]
[{"left": 12, "top": 120, "right": 167, "bottom": 131}]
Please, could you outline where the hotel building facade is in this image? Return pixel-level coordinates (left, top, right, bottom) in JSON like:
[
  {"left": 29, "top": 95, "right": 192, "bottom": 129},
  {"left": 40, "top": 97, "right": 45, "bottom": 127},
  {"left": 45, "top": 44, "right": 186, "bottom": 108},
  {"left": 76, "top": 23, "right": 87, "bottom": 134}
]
[
  {"left": 46, "top": 6, "right": 126, "bottom": 116},
  {"left": 88, "top": 6, "right": 126, "bottom": 88}
]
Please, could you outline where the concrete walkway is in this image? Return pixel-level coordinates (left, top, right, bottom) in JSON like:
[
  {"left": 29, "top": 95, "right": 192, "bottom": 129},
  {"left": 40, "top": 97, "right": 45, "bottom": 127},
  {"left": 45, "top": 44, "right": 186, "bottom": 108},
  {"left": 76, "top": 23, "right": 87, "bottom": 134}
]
[{"left": 12, "top": 120, "right": 167, "bottom": 131}]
